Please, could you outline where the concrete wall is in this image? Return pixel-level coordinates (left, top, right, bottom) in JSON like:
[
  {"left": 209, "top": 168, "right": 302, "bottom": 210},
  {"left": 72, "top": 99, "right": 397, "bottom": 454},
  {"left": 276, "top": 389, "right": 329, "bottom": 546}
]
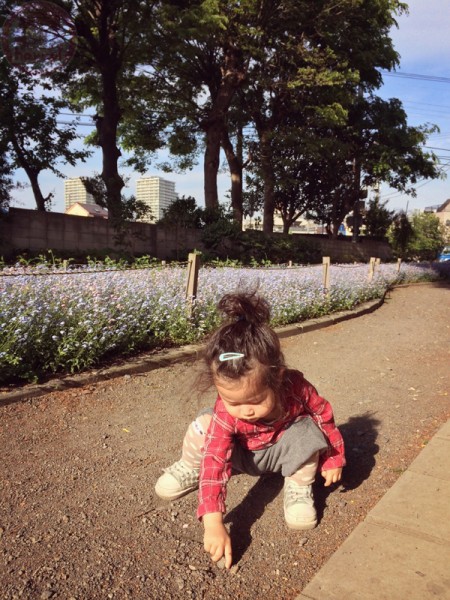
[
  {"left": 305, "top": 234, "right": 393, "bottom": 262},
  {"left": 0, "top": 208, "right": 392, "bottom": 262},
  {"left": 0, "top": 208, "right": 157, "bottom": 257},
  {"left": 156, "top": 225, "right": 205, "bottom": 260}
]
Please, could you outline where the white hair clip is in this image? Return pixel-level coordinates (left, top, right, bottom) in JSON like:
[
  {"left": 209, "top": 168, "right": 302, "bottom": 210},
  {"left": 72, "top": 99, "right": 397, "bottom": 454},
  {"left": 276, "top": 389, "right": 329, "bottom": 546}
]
[{"left": 219, "top": 352, "right": 245, "bottom": 362}]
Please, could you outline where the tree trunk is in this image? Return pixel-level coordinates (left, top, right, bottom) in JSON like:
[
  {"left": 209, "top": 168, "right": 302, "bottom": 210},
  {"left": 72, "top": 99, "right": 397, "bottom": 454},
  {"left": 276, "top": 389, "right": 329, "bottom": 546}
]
[
  {"left": 203, "top": 120, "right": 222, "bottom": 210},
  {"left": 221, "top": 128, "right": 243, "bottom": 227},
  {"left": 75, "top": 3, "right": 125, "bottom": 229},
  {"left": 97, "top": 63, "right": 124, "bottom": 226},
  {"left": 330, "top": 219, "right": 340, "bottom": 239},
  {"left": 202, "top": 42, "right": 246, "bottom": 211},
  {"left": 28, "top": 172, "right": 47, "bottom": 211},
  {"left": 10, "top": 136, "right": 47, "bottom": 211},
  {"left": 24, "top": 178, "right": 46, "bottom": 210},
  {"left": 260, "top": 132, "right": 275, "bottom": 234}
]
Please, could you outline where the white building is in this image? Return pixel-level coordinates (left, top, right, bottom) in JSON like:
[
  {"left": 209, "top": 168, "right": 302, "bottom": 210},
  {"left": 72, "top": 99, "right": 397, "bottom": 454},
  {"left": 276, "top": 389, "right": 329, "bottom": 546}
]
[
  {"left": 243, "top": 212, "right": 323, "bottom": 234},
  {"left": 136, "top": 176, "right": 176, "bottom": 222},
  {"left": 64, "top": 177, "right": 94, "bottom": 210}
]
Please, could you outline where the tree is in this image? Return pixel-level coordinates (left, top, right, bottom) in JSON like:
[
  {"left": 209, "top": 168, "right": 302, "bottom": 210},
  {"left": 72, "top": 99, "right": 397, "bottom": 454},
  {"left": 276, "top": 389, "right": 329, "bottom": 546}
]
[
  {"left": 388, "top": 210, "right": 446, "bottom": 261},
  {"left": 0, "top": 59, "right": 90, "bottom": 211},
  {"left": 226, "top": 0, "right": 408, "bottom": 234},
  {"left": 296, "top": 94, "right": 440, "bottom": 238},
  {"left": 363, "top": 195, "right": 395, "bottom": 238},
  {"left": 136, "top": 0, "right": 252, "bottom": 211},
  {"left": 408, "top": 211, "right": 446, "bottom": 261},
  {"left": 59, "top": 0, "right": 160, "bottom": 226},
  {"left": 220, "top": 108, "right": 252, "bottom": 227},
  {"left": 304, "top": 151, "right": 356, "bottom": 237},
  {"left": 357, "top": 97, "right": 440, "bottom": 191},
  {"left": 158, "top": 196, "right": 203, "bottom": 229},
  {"left": 137, "top": 0, "right": 351, "bottom": 222},
  {"left": 245, "top": 124, "right": 354, "bottom": 235},
  {"left": 0, "top": 147, "right": 13, "bottom": 213},
  {"left": 387, "top": 211, "right": 414, "bottom": 258}
]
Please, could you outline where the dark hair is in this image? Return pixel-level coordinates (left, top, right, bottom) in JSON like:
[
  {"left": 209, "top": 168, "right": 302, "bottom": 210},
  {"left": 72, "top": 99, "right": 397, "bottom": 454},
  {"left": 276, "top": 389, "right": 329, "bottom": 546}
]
[{"left": 201, "top": 291, "right": 286, "bottom": 390}]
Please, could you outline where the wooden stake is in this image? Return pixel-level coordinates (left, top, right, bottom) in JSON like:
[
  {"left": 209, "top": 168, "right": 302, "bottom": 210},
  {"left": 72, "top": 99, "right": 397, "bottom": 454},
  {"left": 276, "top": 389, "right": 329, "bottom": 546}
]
[
  {"left": 186, "top": 253, "right": 200, "bottom": 318},
  {"left": 322, "top": 256, "right": 330, "bottom": 296},
  {"left": 368, "top": 257, "right": 376, "bottom": 282}
]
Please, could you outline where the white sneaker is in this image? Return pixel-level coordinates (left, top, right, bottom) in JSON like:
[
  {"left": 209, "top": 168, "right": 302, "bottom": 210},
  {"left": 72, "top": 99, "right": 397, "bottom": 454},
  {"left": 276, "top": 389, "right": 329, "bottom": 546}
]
[
  {"left": 155, "top": 460, "right": 199, "bottom": 500},
  {"left": 283, "top": 479, "right": 317, "bottom": 530}
]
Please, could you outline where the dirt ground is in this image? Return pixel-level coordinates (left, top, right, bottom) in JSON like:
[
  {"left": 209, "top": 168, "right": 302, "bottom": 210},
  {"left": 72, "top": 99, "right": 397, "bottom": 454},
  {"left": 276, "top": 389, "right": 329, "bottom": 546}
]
[{"left": 1, "top": 283, "right": 450, "bottom": 600}]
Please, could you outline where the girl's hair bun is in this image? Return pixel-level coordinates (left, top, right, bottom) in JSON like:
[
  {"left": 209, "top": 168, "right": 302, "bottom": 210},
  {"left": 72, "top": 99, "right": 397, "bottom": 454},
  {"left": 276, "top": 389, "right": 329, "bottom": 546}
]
[
  {"left": 199, "top": 289, "right": 285, "bottom": 386},
  {"left": 217, "top": 291, "right": 270, "bottom": 325}
]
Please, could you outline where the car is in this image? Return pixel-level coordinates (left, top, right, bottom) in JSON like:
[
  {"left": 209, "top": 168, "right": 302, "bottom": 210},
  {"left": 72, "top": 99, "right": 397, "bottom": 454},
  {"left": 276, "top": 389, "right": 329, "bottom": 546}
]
[{"left": 438, "top": 245, "right": 450, "bottom": 262}]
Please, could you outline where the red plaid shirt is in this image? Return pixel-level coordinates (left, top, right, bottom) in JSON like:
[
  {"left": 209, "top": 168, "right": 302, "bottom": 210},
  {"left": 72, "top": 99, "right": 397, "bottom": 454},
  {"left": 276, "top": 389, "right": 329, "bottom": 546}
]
[{"left": 197, "top": 369, "right": 345, "bottom": 519}]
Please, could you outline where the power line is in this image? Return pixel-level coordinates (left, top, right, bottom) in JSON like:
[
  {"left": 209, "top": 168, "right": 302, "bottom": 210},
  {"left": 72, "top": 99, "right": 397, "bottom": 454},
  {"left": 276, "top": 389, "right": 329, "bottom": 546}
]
[
  {"left": 403, "top": 100, "right": 450, "bottom": 110},
  {"left": 425, "top": 146, "right": 450, "bottom": 152},
  {"left": 59, "top": 112, "right": 95, "bottom": 118},
  {"left": 379, "top": 163, "right": 450, "bottom": 201},
  {"left": 56, "top": 121, "right": 95, "bottom": 126},
  {"left": 381, "top": 71, "right": 450, "bottom": 84}
]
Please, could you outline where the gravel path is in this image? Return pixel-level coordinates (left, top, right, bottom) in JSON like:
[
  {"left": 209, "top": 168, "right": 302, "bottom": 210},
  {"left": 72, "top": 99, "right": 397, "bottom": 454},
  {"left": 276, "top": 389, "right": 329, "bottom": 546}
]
[{"left": 1, "top": 283, "right": 449, "bottom": 600}]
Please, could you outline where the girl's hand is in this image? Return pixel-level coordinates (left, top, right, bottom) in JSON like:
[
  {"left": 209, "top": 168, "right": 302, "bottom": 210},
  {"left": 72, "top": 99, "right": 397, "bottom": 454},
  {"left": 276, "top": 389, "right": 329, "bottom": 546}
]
[
  {"left": 321, "top": 467, "right": 342, "bottom": 487},
  {"left": 202, "top": 512, "right": 232, "bottom": 568}
]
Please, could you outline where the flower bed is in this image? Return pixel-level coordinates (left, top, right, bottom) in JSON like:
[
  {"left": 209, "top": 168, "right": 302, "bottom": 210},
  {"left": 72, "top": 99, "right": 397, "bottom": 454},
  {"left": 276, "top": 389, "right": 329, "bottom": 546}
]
[{"left": 0, "top": 261, "right": 442, "bottom": 384}]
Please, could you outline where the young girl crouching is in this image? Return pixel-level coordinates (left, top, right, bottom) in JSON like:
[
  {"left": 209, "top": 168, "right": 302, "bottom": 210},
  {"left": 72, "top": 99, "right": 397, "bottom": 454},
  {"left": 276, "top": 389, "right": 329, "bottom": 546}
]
[{"left": 155, "top": 291, "right": 345, "bottom": 569}]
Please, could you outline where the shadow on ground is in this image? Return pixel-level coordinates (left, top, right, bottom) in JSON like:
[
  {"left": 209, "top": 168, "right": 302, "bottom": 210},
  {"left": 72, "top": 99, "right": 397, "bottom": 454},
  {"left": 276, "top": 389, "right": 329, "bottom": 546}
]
[
  {"left": 225, "top": 473, "right": 284, "bottom": 563},
  {"left": 314, "top": 411, "right": 381, "bottom": 521},
  {"left": 223, "top": 411, "right": 381, "bottom": 562}
]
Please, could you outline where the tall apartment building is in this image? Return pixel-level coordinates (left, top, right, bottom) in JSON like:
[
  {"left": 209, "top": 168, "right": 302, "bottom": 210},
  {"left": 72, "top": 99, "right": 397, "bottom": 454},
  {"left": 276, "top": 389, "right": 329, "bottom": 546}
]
[
  {"left": 64, "top": 178, "right": 94, "bottom": 210},
  {"left": 136, "top": 176, "right": 176, "bottom": 222}
]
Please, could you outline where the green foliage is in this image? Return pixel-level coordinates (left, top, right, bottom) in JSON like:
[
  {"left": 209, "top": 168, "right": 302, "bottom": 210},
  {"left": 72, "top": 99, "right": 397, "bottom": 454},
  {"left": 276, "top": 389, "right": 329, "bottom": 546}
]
[
  {"left": 359, "top": 97, "right": 441, "bottom": 192},
  {"left": 200, "top": 226, "right": 321, "bottom": 265},
  {"left": 238, "top": 231, "right": 322, "bottom": 265},
  {"left": 157, "top": 196, "right": 322, "bottom": 264},
  {"left": 0, "top": 144, "right": 13, "bottom": 212},
  {"left": 1, "top": 249, "right": 166, "bottom": 269},
  {"left": 207, "top": 257, "right": 243, "bottom": 267},
  {"left": 0, "top": 60, "right": 91, "bottom": 211},
  {"left": 387, "top": 212, "right": 414, "bottom": 257},
  {"left": 132, "top": 255, "right": 161, "bottom": 268},
  {"left": 1, "top": 0, "right": 440, "bottom": 236},
  {"left": 86, "top": 255, "right": 130, "bottom": 270},
  {"left": 364, "top": 196, "right": 395, "bottom": 238},
  {"left": 388, "top": 211, "right": 446, "bottom": 261},
  {"left": 0, "top": 180, "right": 11, "bottom": 215},
  {"left": 200, "top": 207, "right": 242, "bottom": 253},
  {"left": 158, "top": 196, "right": 204, "bottom": 228},
  {"left": 409, "top": 212, "right": 446, "bottom": 261}
]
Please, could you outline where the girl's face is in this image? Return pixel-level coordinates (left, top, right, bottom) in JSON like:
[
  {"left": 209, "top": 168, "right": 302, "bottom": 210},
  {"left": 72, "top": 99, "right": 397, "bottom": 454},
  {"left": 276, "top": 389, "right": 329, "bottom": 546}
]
[{"left": 215, "top": 370, "right": 281, "bottom": 423}]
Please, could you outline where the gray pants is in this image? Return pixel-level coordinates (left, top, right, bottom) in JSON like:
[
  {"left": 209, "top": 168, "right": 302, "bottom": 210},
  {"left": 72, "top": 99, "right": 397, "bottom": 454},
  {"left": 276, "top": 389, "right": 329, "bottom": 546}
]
[{"left": 199, "top": 409, "right": 328, "bottom": 478}]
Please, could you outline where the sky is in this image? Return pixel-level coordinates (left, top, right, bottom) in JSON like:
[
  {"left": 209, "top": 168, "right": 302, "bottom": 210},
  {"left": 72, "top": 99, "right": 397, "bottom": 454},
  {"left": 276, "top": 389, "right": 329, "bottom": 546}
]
[{"left": 8, "top": 0, "right": 450, "bottom": 215}]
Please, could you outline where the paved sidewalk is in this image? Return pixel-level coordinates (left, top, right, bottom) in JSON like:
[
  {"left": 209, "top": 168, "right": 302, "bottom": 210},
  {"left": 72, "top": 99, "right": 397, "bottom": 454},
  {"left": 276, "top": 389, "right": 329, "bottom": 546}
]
[{"left": 297, "top": 418, "right": 450, "bottom": 600}]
